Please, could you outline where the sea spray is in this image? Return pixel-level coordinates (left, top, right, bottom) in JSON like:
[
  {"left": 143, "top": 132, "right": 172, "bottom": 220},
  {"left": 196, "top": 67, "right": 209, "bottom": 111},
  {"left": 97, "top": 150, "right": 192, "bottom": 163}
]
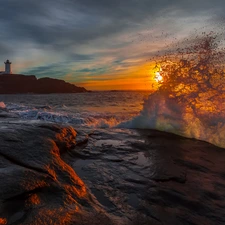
[{"left": 121, "top": 32, "right": 225, "bottom": 148}]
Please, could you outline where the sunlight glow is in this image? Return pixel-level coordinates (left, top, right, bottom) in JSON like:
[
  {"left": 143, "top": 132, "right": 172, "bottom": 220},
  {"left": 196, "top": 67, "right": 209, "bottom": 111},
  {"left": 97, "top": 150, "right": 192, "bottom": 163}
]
[{"left": 155, "top": 71, "right": 163, "bottom": 82}]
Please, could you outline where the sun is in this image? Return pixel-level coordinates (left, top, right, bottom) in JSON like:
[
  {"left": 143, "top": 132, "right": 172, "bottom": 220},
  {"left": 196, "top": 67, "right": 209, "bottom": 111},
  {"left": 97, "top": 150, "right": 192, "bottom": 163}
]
[{"left": 155, "top": 71, "right": 163, "bottom": 82}]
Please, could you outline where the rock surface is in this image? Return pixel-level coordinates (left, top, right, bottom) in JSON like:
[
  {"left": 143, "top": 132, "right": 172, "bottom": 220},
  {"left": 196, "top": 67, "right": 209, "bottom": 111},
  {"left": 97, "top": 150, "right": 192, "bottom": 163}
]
[
  {"left": 0, "top": 74, "right": 86, "bottom": 94},
  {"left": 0, "top": 119, "right": 113, "bottom": 225},
  {"left": 0, "top": 117, "right": 225, "bottom": 225},
  {"left": 72, "top": 129, "right": 225, "bottom": 225}
]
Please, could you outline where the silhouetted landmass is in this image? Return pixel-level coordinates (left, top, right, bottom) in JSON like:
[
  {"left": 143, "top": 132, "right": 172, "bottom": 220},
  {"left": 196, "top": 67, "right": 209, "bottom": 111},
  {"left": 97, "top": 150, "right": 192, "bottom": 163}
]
[{"left": 0, "top": 74, "right": 87, "bottom": 94}]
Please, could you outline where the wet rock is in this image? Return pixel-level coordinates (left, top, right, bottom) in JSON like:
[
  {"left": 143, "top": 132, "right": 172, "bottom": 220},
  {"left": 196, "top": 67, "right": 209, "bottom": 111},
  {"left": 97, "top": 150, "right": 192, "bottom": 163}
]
[
  {"left": 0, "top": 119, "right": 225, "bottom": 225},
  {"left": 0, "top": 119, "right": 112, "bottom": 225},
  {"left": 72, "top": 128, "right": 225, "bottom": 225}
]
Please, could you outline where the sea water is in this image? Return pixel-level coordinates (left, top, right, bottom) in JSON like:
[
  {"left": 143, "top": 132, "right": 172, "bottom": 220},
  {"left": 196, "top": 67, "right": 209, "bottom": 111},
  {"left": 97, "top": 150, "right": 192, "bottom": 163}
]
[{"left": 0, "top": 91, "right": 150, "bottom": 128}]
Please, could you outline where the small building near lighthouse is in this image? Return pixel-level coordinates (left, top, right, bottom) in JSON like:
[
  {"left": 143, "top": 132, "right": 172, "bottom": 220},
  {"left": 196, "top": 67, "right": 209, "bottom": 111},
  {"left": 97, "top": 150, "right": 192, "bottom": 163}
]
[{"left": 0, "top": 59, "right": 12, "bottom": 74}]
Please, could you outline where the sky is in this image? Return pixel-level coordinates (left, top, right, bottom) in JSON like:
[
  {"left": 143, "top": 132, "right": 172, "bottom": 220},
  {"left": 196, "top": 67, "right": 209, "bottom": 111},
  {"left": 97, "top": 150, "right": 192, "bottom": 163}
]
[{"left": 0, "top": 0, "right": 224, "bottom": 90}]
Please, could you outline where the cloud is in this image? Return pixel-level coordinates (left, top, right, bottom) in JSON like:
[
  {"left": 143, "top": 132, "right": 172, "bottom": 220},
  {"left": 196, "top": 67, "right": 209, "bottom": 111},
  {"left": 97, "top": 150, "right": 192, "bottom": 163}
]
[
  {"left": 1, "top": 0, "right": 224, "bottom": 50},
  {"left": 0, "top": 0, "right": 225, "bottom": 89}
]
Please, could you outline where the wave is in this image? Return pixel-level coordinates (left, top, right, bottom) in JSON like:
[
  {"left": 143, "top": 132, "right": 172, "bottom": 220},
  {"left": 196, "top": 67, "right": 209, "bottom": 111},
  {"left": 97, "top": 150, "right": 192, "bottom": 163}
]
[
  {"left": 119, "top": 91, "right": 225, "bottom": 148},
  {"left": 121, "top": 32, "right": 225, "bottom": 148},
  {"left": 2, "top": 102, "right": 126, "bottom": 128}
]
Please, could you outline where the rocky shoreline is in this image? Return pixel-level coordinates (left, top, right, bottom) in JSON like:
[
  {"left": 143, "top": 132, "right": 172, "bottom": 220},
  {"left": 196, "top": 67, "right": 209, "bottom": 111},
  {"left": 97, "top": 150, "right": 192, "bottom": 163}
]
[{"left": 0, "top": 117, "right": 224, "bottom": 225}]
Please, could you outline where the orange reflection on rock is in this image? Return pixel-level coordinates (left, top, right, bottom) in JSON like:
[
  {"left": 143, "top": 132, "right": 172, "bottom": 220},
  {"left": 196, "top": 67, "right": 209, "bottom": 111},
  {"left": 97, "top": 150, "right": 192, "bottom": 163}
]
[
  {"left": 55, "top": 127, "right": 77, "bottom": 152},
  {"left": 44, "top": 165, "right": 57, "bottom": 181},
  {"left": 64, "top": 182, "right": 87, "bottom": 199},
  {"left": 0, "top": 218, "right": 7, "bottom": 225},
  {"left": 48, "top": 137, "right": 88, "bottom": 199},
  {"left": 17, "top": 125, "right": 90, "bottom": 224},
  {"left": 26, "top": 193, "right": 41, "bottom": 206},
  {"left": 29, "top": 208, "right": 75, "bottom": 225},
  {"left": 21, "top": 176, "right": 47, "bottom": 192}
]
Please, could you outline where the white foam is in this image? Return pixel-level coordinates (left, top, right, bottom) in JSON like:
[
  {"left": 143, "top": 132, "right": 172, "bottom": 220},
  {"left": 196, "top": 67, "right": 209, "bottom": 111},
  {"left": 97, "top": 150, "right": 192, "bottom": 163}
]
[
  {"left": 6, "top": 104, "right": 127, "bottom": 129},
  {"left": 120, "top": 91, "right": 225, "bottom": 148}
]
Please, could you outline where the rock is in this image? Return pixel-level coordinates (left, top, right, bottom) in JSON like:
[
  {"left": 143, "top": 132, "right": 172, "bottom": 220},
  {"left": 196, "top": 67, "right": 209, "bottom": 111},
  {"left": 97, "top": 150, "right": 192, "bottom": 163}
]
[
  {"left": 0, "top": 74, "right": 87, "bottom": 94},
  {"left": 0, "top": 120, "right": 112, "bottom": 225},
  {"left": 72, "top": 128, "right": 225, "bottom": 225},
  {"left": 0, "top": 118, "right": 225, "bottom": 225}
]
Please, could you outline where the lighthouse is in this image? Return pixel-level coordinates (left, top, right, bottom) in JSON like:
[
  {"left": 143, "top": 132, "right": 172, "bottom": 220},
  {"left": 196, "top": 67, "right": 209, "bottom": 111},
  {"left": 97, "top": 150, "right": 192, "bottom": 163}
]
[{"left": 4, "top": 59, "right": 12, "bottom": 74}]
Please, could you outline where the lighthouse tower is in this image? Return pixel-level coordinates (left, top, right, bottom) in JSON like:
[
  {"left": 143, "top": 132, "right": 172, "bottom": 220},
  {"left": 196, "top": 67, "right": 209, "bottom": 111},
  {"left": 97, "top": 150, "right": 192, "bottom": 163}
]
[{"left": 4, "top": 59, "right": 12, "bottom": 74}]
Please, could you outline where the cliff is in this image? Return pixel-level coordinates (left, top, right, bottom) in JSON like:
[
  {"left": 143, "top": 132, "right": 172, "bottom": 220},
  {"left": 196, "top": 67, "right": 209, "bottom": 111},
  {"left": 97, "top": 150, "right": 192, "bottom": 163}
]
[{"left": 0, "top": 74, "right": 87, "bottom": 94}]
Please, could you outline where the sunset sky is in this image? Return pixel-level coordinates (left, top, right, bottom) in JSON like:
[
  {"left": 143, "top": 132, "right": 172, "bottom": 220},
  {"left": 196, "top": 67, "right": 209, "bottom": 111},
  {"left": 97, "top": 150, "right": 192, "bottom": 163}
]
[{"left": 0, "top": 0, "right": 224, "bottom": 90}]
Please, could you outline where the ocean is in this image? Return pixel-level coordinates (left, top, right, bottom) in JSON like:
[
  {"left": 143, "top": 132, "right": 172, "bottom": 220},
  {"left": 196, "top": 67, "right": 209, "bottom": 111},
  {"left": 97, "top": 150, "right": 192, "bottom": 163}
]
[
  {"left": 0, "top": 88, "right": 225, "bottom": 148},
  {"left": 0, "top": 91, "right": 150, "bottom": 128}
]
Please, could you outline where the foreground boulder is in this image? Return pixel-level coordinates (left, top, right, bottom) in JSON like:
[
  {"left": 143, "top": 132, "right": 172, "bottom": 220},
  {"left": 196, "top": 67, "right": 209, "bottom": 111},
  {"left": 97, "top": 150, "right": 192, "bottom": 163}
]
[{"left": 0, "top": 121, "right": 112, "bottom": 225}]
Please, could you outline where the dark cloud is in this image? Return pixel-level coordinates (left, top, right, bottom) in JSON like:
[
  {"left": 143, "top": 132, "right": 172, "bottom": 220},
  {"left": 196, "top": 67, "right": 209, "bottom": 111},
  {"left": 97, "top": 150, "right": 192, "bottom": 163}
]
[
  {"left": 21, "top": 53, "right": 95, "bottom": 77},
  {"left": 1, "top": 0, "right": 224, "bottom": 50},
  {"left": 21, "top": 62, "right": 71, "bottom": 78},
  {"left": 0, "top": 0, "right": 225, "bottom": 81},
  {"left": 75, "top": 67, "right": 108, "bottom": 75},
  {"left": 67, "top": 53, "right": 94, "bottom": 61}
]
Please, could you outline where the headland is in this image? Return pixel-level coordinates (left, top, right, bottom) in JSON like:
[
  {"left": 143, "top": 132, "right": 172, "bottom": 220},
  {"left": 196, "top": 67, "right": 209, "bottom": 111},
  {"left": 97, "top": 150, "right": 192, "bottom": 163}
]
[
  {"left": 0, "top": 74, "right": 87, "bottom": 94},
  {"left": 0, "top": 59, "right": 87, "bottom": 94}
]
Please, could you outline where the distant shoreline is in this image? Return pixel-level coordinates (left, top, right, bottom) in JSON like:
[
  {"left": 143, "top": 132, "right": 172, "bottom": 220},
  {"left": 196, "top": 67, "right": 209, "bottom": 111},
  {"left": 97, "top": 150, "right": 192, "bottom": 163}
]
[{"left": 0, "top": 74, "right": 87, "bottom": 94}]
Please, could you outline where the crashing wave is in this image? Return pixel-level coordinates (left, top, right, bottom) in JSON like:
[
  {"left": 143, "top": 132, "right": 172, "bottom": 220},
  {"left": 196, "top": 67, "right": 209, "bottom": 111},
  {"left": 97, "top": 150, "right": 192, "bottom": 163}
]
[{"left": 122, "top": 32, "right": 225, "bottom": 148}]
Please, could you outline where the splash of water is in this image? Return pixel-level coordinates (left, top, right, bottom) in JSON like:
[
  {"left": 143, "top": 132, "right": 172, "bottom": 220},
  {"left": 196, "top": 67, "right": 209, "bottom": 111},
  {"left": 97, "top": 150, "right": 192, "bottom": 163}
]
[{"left": 123, "top": 32, "right": 225, "bottom": 148}]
